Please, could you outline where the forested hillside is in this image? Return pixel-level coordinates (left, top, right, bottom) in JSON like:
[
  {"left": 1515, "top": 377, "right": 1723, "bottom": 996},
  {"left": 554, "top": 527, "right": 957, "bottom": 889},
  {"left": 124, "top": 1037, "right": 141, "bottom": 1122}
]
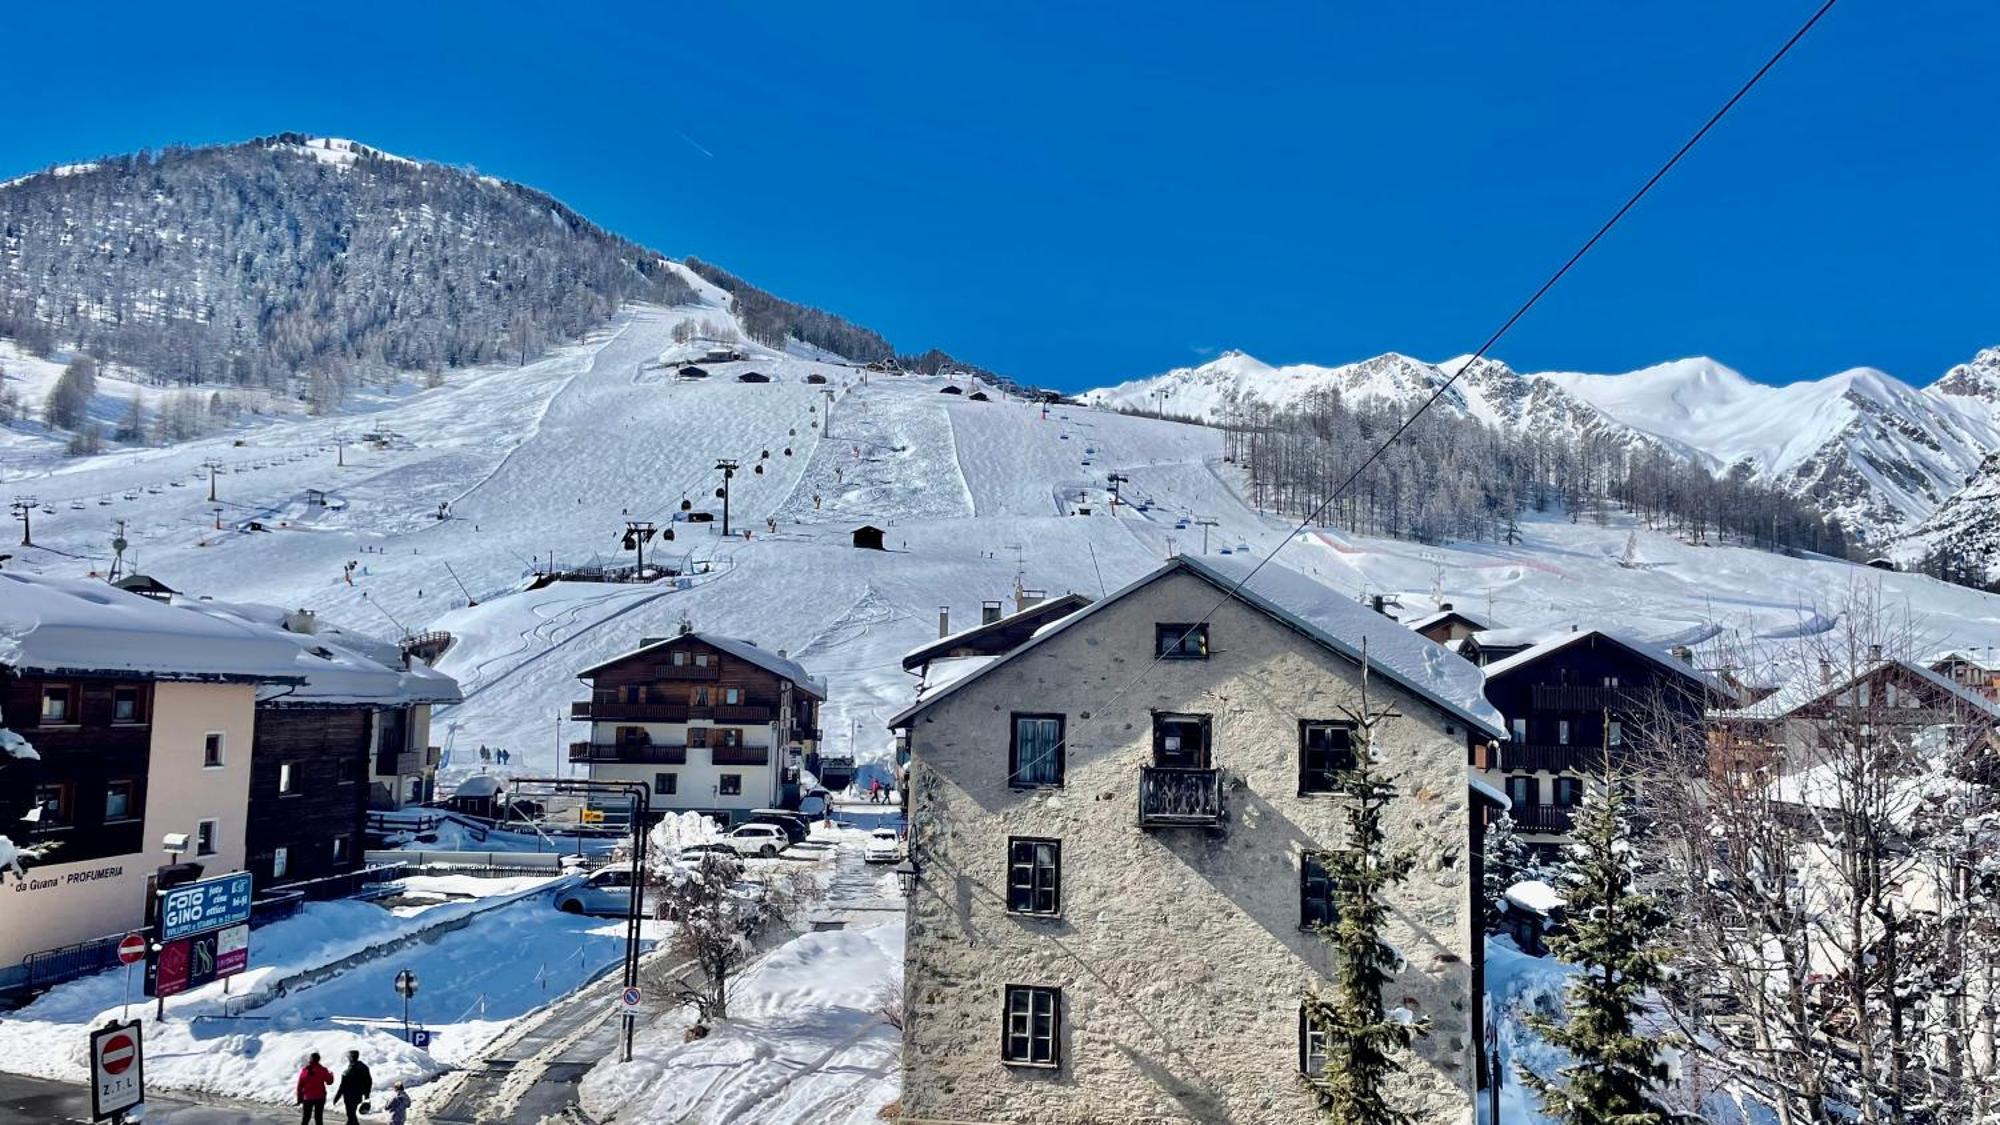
[{"left": 0, "top": 135, "right": 694, "bottom": 388}]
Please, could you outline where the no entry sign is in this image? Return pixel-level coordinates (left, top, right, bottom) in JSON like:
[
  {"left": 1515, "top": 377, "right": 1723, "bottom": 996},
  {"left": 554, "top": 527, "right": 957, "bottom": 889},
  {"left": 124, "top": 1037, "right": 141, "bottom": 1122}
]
[
  {"left": 89, "top": 1020, "right": 144, "bottom": 1121},
  {"left": 116, "top": 933, "right": 146, "bottom": 966}
]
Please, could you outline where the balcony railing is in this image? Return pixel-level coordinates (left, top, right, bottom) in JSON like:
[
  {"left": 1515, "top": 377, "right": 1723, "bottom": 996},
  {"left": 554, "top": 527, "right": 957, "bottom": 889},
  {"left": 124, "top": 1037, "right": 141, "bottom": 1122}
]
[
  {"left": 1499, "top": 743, "right": 1608, "bottom": 773},
  {"left": 709, "top": 744, "right": 771, "bottom": 766},
  {"left": 1138, "top": 766, "right": 1223, "bottom": 827},
  {"left": 570, "top": 699, "right": 780, "bottom": 724},
  {"left": 1510, "top": 805, "right": 1576, "bottom": 834},
  {"left": 567, "top": 741, "right": 689, "bottom": 764},
  {"left": 1530, "top": 685, "right": 1635, "bottom": 713}
]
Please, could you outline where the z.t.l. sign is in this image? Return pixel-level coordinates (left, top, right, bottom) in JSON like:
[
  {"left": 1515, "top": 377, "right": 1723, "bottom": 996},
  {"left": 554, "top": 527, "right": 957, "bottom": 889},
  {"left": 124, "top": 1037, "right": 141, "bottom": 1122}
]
[{"left": 90, "top": 1020, "right": 144, "bottom": 1121}]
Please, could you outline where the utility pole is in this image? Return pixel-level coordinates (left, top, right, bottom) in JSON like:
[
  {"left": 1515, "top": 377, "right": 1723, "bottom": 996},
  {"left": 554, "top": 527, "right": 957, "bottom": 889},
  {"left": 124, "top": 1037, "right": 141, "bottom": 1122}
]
[
  {"left": 1194, "top": 516, "right": 1219, "bottom": 555},
  {"left": 714, "top": 460, "right": 738, "bottom": 537},
  {"left": 335, "top": 436, "right": 347, "bottom": 467},
  {"left": 203, "top": 459, "right": 223, "bottom": 503},
  {"left": 109, "top": 520, "right": 129, "bottom": 581},
  {"left": 1106, "top": 473, "right": 1128, "bottom": 511},
  {"left": 9, "top": 497, "right": 36, "bottom": 547},
  {"left": 621, "top": 521, "right": 657, "bottom": 579},
  {"left": 821, "top": 387, "right": 836, "bottom": 439}
]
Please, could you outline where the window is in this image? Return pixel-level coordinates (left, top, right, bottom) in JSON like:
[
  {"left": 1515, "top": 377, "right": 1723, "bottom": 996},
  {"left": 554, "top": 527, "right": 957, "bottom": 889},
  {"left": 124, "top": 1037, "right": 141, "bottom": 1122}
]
[
  {"left": 1299, "top": 721, "right": 1356, "bottom": 794},
  {"left": 1006, "top": 838, "right": 1061, "bottom": 916},
  {"left": 622, "top": 685, "right": 641, "bottom": 703},
  {"left": 1152, "top": 713, "right": 1211, "bottom": 769},
  {"left": 1009, "top": 714, "right": 1065, "bottom": 788},
  {"left": 720, "top": 728, "right": 741, "bottom": 748},
  {"left": 40, "top": 686, "right": 71, "bottom": 724},
  {"left": 272, "top": 847, "right": 289, "bottom": 879},
  {"left": 203, "top": 733, "right": 225, "bottom": 768},
  {"left": 331, "top": 834, "right": 350, "bottom": 862},
  {"left": 195, "top": 819, "right": 219, "bottom": 856},
  {"left": 1506, "top": 775, "right": 1539, "bottom": 808},
  {"left": 692, "top": 686, "right": 712, "bottom": 707},
  {"left": 1155, "top": 623, "right": 1209, "bottom": 660},
  {"left": 1552, "top": 776, "right": 1583, "bottom": 808},
  {"left": 1510, "top": 717, "right": 1526, "bottom": 742},
  {"left": 336, "top": 757, "right": 357, "bottom": 785},
  {"left": 1607, "top": 721, "right": 1623, "bottom": 747},
  {"left": 32, "top": 784, "right": 71, "bottom": 830},
  {"left": 1299, "top": 1006, "right": 1330, "bottom": 1077},
  {"left": 1602, "top": 676, "right": 1620, "bottom": 688},
  {"left": 112, "top": 687, "right": 141, "bottom": 723},
  {"left": 104, "top": 780, "right": 138, "bottom": 822},
  {"left": 718, "top": 774, "right": 742, "bottom": 796},
  {"left": 1300, "top": 853, "right": 1338, "bottom": 929},
  {"left": 688, "top": 727, "right": 710, "bottom": 748},
  {"left": 617, "top": 725, "right": 647, "bottom": 745},
  {"left": 695, "top": 653, "right": 709, "bottom": 668},
  {"left": 278, "top": 762, "right": 299, "bottom": 795},
  {"left": 1001, "top": 986, "right": 1061, "bottom": 1067},
  {"left": 672, "top": 650, "right": 688, "bottom": 667},
  {"left": 654, "top": 772, "right": 678, "bottom": 796},
  {"left": 1557, "top": 720, "right": 1570, "bottom": 746},
  {"left": 724, "top": 687, "right": 743, "bottom": 705}
]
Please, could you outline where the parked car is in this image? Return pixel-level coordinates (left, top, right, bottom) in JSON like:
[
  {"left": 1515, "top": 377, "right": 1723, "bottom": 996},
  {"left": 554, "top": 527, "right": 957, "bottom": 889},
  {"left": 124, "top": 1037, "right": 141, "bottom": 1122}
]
[
  {"left": 744, "top": 809, "right": 812, "bottom": 845},
  {"left": 555, "top": 865, "right": 642, "bottom": 916},
  {"left": 679, "top": 842, "right": 738, "bottom": 860},
  {"left": 722, "top": 823, "right": 790, "bottom": 858},
  {"left": 863, "top": 828, "right": 902, "bottom": 864}
]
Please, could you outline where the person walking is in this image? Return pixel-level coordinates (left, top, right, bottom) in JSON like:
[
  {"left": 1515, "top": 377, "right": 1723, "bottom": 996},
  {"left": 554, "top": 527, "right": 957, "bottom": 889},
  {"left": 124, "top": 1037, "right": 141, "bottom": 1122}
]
[
  {"left": 334, "top": 1049, "right": 372, "bottom": 1125},
  {"left": 295, "top": 1052, "right": 334, "bottom": 1125},
  {"left": 383, "top": 1080, "right": 411, "bottom": 1125}
]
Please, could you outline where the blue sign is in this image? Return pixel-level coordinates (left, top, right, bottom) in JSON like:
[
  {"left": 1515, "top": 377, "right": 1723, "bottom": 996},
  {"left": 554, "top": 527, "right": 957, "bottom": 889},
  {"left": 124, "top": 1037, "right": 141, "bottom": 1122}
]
[
  {"left": 159, "top": 873, "right": 254, "bottom": 942},
  {"left": 410, "top": 1029, "right": 431, "bottom": 1049}
]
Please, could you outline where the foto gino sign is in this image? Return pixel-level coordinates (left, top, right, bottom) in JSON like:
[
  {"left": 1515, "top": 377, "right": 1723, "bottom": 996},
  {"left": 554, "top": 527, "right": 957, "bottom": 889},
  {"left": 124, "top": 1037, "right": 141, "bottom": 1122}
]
[{"left": 158, "top": 871, "right": 252, "bottom": 942}]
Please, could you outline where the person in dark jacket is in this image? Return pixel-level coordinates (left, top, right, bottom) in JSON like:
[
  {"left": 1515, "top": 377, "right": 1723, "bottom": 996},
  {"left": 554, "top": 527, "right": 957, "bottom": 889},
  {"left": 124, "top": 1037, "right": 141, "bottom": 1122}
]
[
  {"left": 334, "top": 1050, "right": 372, "bottom": 1124},
  {"left": 295, "top": 1053, "right": 334, "bottom": 1125}
]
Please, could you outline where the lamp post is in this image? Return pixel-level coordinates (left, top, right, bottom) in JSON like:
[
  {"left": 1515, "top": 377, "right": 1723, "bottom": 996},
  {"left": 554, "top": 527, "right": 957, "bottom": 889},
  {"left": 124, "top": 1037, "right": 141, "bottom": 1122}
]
[{"left": 394, "top": 969, "right": 420, "bottom": 1042}]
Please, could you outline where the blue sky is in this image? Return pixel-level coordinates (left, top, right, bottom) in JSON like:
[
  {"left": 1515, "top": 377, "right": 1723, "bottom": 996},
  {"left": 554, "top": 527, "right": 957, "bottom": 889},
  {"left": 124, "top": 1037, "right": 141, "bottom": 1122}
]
[{"left": 2, "top": 1, "right": 1992, "bottom": 391}]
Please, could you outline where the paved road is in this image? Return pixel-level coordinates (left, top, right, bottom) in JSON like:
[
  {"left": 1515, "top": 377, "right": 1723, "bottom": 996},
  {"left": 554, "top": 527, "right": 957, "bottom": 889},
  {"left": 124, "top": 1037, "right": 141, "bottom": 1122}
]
[{"left": 0, "top": 1071, "right": 284, "bottom": 1124}]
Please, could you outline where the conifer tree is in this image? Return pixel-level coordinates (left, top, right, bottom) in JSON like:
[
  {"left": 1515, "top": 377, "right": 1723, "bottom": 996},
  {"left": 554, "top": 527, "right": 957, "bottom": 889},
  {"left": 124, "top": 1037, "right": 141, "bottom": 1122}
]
[
  {"left": 1521, "top": 779, "right": 1688, "bottom": 1125},
  {"left": 1302, "top": 691, "right": 1428, "bottom": 1124},
  {"left": 1481, "top": 811, "right": 1543, "bottom": 931}
]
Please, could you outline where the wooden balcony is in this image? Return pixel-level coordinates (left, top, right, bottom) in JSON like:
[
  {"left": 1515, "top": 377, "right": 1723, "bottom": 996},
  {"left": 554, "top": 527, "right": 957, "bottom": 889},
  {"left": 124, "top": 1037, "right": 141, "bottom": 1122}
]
[
  {"left": 1530, "top": 684, "right": 1635, "bottom": 713},
  {"left": 1138, "top": 766, "right": 1223, "bottom": 827},
  {"left": 709, "top": 744, "right": 771, "bottom": 766},
  {"left": 1499, "top": 743, "right": 1606, "bottom": 773},
  {"left": 571, "top": 700, "right": 779, "bottom": 724},
  {"left": 567, "top": 741, "right": 689, "bottom": 764},
  {"left": 1510, "top": 805, "right": 1576, "bottom": 835}
]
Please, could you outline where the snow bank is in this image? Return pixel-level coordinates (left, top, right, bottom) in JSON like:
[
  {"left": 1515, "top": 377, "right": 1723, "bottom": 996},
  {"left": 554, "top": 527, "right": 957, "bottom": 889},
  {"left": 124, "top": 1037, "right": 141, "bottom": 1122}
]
[{"left": 0, "top": 727, "right": 37, "bottom": 760}]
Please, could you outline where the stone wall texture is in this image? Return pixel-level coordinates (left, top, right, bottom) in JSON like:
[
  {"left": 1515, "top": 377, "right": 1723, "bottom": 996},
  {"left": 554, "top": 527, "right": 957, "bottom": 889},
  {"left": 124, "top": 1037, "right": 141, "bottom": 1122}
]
[{"left": 902, "top": 571, "right": 1478, "bottom": 1124}]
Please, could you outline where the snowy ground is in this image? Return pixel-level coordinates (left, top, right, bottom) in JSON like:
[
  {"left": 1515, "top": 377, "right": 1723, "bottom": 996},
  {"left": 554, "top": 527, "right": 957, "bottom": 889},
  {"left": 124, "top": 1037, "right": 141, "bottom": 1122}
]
[
  {"left": 580, "top": 830, "right": 905, "bottom": 1124},
  {"left": 0, "top": 872, "right": 664, "bottom": 1105}
]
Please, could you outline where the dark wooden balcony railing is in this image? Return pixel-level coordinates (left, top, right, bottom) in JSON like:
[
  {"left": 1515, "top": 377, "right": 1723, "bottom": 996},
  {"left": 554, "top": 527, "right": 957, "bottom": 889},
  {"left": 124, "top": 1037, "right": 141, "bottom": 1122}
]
[
  {"left": 1499, "top": 744, "right": 1608, "bottom": 773},
  {"left": 1138, "top": 766, "right": 1223, "bottom": 827},
  {"left": 1530, "top": 685, "right": 1635, "bottom": 713},
  {"left": 567, "top": 741, "right": 689, "bottom": 764},
  {"left": 571, "top": 699, "right": 779, "bottom": 724},
  {"left": 1510, "top": 804, "right": 1576, "bottom": 834},
  {"left": 709, "top": 744, "right": 771, "bottom": 766}
]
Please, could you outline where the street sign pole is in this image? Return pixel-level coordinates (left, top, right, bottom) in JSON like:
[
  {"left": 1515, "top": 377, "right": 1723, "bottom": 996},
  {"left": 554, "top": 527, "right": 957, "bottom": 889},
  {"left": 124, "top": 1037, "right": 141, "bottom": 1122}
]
[{"left": 394, "top": 969, "right": 420, "bottom": 1043}]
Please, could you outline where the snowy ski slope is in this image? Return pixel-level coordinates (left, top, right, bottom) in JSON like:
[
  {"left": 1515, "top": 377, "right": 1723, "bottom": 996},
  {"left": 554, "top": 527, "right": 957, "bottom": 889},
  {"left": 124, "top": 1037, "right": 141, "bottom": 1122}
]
[{"left": 7, "top": 281, "right": 2000, "bottom": 792}]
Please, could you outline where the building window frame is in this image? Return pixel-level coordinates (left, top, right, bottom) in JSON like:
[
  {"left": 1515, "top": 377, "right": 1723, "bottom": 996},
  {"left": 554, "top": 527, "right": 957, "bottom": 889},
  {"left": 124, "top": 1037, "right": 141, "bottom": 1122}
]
[
  {"left": 103, "top": 779, "right": 140, "bottom": 823},
  {"left": 1005, "top": 837, "right": 1061, "bottom": 917},
  {"left": 1008, "top": 713, "right": 1066, "bottom": 789},
  {"left": 718, "top": 774, "right": 742, "bottom": 797},
  {"left": 1298, "top": 720, "right": 1357, "bottom": 795},
  {"left": 1299, "top": 1005, "right": 1330, "bottom": 1077},
  {"left": 202, "top": 732, "right": 226, "bottom": 769},
  {"left": 195, "top": 818, "right": 219, "bottom": 857},
  {"left": 1557, "top": 719, "right": 1570, "bottom": 746},
  {"left": 723, "top": 686, "right": 743, "bottom": 706},
  {"left": 1151, "top": 712, "right": 1212, "bottom": 769},
  {"left": 1506, "top": 774, "right": 1538, "bottom": 808},
  {"left": 335, "top": 757, "right": 358, "bottom": 785},
  {"left": 32, "top": 782, "right": 73, "bottom": 831},
  {"left": 111, "top": 686, "right": 143, "bottom": 724},
  {"left": 1000, "top": 985, "right": 1062, "bottom": 1068},
  {"left": 272, "top": 846, "right": 289, "bottom": 880},
  {"left": 278, "top": 761, "right": 300, "bottom": 796},
  {"left": 1552, "top": 775, "right": 1584, "bottom": 808},
  {"left": 39, "top": 685, "right": 75, "bottom": 725},
  {"left": 1154, "top": 623, "right": 1209, "bottom": 661},
  {"left": 654, "top": 772, "right": 678, "bottom": 796},
  {"left": 1300, "top": 852, "right": 1338, "bottom": 930},
  {"left": 331, "top": 834, "right": 351, "bottom": 863},
  {"left": 688, "top": 726, "right": 710, "bottom": 748}
]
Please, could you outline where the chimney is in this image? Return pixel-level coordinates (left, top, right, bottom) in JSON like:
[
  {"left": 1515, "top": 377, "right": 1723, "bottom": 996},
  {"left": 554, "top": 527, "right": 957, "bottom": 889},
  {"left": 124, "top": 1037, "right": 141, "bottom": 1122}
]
[
  {"left": 284, "top": 608, "right": 317, "bottom": 635},
  {"left": 938, "top": 606, "right": 951, "bottom": 638},
  {"left": 1867, "top": 643, "right": 1882, "bottom": 662},
  {"left": 1670, "top": 644, "right": 1693, "bottom": 666},
  {"left": 982, "top": 600, "right": 1004, "bottom": 625},
  {"left": 1439, "top": 602, "right": 1453, "bottom": 613},
  {"left": 1819, "top": 660, "right": 1834, "bottom": 683},
  {"left": 1370, "top": 594, "right": 1387, "bottom": 616}
]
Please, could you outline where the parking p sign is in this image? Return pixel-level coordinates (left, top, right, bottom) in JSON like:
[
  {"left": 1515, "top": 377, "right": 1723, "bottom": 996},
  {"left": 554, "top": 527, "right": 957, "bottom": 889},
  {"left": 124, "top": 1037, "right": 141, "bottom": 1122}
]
[{"left": 90, "top": 1020, "right": 144, "bottom": 1121}]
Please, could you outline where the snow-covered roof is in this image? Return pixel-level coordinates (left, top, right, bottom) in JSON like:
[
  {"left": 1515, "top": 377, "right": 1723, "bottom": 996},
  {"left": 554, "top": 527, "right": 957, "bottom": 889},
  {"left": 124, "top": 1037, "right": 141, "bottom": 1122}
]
[
  {"left": 1717, "top": 657, "right": 2000, "bottom": 723},
  {"left": 175, "top": 598, "right": 461, "bottom": 708},
  {"left": 1402, "top": 607, "right": 1492, "bottom": 634},
  {"left": 0, "top": 572, "right": 307, "bottom": 684},
  {"left": 1505, "top": 879, "right": 1565, "bottom": 917},
  {"left": 452, "top": 775, "right": 504, "bottom": 799},
  {"left": 899, "top": 594, "right": 1092, "bottom": 671},
  {"left": 1, "top": 728, "right": 37, "bottom": 761},
  {"left": 914, "top": 655, "right": 999, "bottom": 702},
  {"left": 890, "top": 555, "right": 1506, "bottom": 738},
  {"left": 1468, "top": 624, "right": 1570, "bottom": 650},
  {"left": 1468, "top": 771, "right": 1510, "bottom": 809},
  {"left": 1481, "top": 628, "right": 1732, "bottom": 699},
  {"left": 579, "top": 631, "right": 826, "bottom": 698},
  {"left": 1930, "top": 649, "right": 2000, "bottom": 674}
]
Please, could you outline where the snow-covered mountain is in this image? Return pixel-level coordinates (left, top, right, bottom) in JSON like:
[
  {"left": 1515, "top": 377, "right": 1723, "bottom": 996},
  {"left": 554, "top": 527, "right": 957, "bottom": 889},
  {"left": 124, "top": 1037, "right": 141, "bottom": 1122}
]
[{"left": 1090, "top": 349, "right": 2000, "bottom": 547}]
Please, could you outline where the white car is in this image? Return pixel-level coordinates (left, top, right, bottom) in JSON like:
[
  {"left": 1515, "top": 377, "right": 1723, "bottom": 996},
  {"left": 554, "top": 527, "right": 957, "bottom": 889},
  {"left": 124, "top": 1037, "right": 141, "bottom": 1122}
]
[
  {"left": 722, "top": 823, "right": 789, "bottom": 858},
  {"left": 555, "top": 865, "right": 641, "bottom": 916},
  {"left": 863, "top": 828, "right": 903, "bottom": 864}
]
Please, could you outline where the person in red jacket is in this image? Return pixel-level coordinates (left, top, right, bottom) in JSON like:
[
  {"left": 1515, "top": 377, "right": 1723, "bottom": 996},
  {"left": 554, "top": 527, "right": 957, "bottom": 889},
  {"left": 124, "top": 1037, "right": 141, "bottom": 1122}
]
[{"left": 296, "top": 1052, "right": 335, "bottom": 1124}]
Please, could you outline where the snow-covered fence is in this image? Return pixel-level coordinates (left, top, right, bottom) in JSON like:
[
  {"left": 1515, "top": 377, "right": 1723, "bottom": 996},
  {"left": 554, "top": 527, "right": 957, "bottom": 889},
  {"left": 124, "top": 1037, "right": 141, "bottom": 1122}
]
[
  {"left": 266, "top": 862, "right": 408, "bottom": 903},
  {"left": 363, "top": 849, "right": 568, "bottom": 872}
]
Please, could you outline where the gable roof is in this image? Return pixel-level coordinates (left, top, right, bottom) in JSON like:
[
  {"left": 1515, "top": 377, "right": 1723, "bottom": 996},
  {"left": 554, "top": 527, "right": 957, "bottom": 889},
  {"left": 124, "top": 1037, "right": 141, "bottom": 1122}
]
[
  {"left": 1480, "top": 628, "right": 1732, "bottom": 699},
  {"left": 0, "top": 572, "right": 307, "bottom": 684},
  {"left": 900, "top": 594, "right": 1093, "bottom": 672},
  {"left": 1930, "top": 649, "right": 2000, "bottom": 674},
  {"left": 579, "top": 631, "right": 826, "bottom": 698},
  {"left": 175, "top": 598, "right": 462, "bottom": 707},
  {"left": 889, "top": 555, "right": 1504, "bottom": 737},
  {"left": 1402, "top": 607, "right": 1492, "bottom": 635},
  {"left": 1717, "top": 657, "right": 2000, "bottom": 723}
]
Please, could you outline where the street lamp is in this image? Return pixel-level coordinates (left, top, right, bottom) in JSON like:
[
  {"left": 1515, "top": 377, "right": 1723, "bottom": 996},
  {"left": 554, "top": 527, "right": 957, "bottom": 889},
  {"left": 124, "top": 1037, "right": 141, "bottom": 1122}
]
[{"left": 894, "top": 854, "right": 920, "bottom": 899}]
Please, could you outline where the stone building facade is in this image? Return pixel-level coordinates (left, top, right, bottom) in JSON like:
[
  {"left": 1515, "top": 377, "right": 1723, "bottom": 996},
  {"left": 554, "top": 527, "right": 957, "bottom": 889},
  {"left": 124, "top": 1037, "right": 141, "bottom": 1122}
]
[{"left": 894, "top": 556, "right": 1500, "bottom": 1124}]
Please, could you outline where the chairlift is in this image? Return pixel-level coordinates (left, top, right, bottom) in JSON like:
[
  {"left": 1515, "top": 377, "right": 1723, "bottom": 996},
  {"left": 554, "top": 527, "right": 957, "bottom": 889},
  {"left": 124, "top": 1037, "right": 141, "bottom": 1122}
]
[
  {"left": 680, "top": 497, "right": 692, "bottom": 511},
  {"left": 169, "top": 479, "right": 185, "bottom": 487},
  {"left": 783, "top": 447, "right": 792, "bottom": 456},
  {"left": 69, "top": 501, "right": 84, "bottom": 511},
  {"left": 122, "top": 491, "right": 138, "bottom": 500},
  {"left": 39, "top": 505, "right": 55, "bottom": 515},
  {"left": 754, "top": 464, "right": 765, "bottom": 475},
  {"left": 97, "top": 498, "right": 112, "bottom": 506},
  {"left": 714, "top": 488, "right": 726, "bottom": 499}
]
